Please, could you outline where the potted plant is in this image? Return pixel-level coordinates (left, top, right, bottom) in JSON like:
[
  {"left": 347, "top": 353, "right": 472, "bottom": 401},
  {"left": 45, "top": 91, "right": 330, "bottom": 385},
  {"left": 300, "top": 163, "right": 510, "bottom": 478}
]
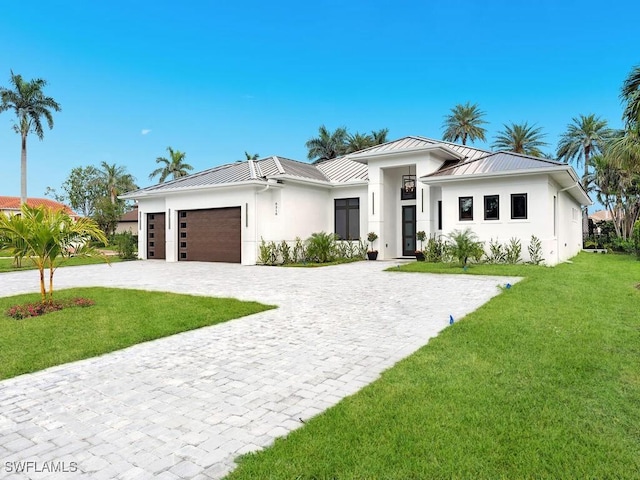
[
  {"left": 367, "top": 232, "right": 379, "bottom": 260},
  {"left": 415, "top": 230, "right": 426, "bottom": 261}
]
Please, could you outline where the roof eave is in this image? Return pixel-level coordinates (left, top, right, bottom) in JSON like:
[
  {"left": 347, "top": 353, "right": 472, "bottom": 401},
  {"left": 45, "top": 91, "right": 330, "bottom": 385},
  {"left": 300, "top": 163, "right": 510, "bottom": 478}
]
[
  {"left": 351, "top": 145, "right": 465, "bottom": 164},
  {"left": 120, "top": 179, "right": 270, "bottom": 199}
]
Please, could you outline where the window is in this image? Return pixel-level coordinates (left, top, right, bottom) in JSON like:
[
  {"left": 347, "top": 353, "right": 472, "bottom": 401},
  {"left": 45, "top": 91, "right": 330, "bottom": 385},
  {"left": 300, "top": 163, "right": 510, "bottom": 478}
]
[
  {"left": 459, "top": 196, "right": 473, "bottom": 221},
  {"left": 180, "top": 232, "right": 187, "bottom": 238},
  {"left": 180, "top": 222, "right": 187, "bottom": 228},
  {"left": 335, "top": 198, "right": 360, "bottom": 240},
  {"left": 180, "top": 211, "right": 187, "bottom": 218},
  {"left": 484, "top": 195, "right": 499, "bottom": 220},
  {"left": 511, "top": 193, "right": 528, "bottom": 219},
  {"left": 401, "top": 175, "right": 416, "bottom": 200},
  {"left": 437, "top": 201, "right": 442, "bottom": 230}
]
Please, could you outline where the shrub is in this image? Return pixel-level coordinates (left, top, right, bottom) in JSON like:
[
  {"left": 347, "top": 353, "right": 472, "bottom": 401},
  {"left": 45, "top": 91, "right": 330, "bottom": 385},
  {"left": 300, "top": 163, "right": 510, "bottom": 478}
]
[
  {"left": 446, "top": 229, "right": 484, "bottom": 266},
  {"left": 6, "top": 297, "right": 95, "bottom": 320},
  {"left": 367, "top": 232, "right": 379, "bottom": 252},
  {"left": 292, "top": 237, "right": 305, "bottom": 263},
  {"left": 258, "top": 238, "right": 279, "bottom": 265},
  {"left": 486, "top": 238, "right": 506, "bottom": 264},
  {"left": 280, "top": 240, "right": 292, "bottom": 264},
  {"left": 528, "top": 235, "right": 544, "bottom": 265},
  {"left": 505, "top": 237, "right": 522, "bottom": 264},
  {"left": 425, "top": 235, "right": 445, "bottom": 263},
  {"left": 113, "top": 231, "right": 138, "bottom": 260},
  {"left": 306, "top": 232, "right": 337, "bottom": 263}
]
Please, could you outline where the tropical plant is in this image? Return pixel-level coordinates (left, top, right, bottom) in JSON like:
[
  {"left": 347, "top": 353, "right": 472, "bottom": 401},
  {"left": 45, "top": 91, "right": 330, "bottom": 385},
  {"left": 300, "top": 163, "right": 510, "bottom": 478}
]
[
  {"left": 621, "top": 64, "right": 640, "bottom": 129},
  {"left": 557, "top": 114, "right": 613, "bottom": 234},
  {"left": 0, "top": 71, "right": 61, "bottom": 204},
  {"left": 113, "top": 231, "right": 137, "bottom": 260},
  {"left": 345, "top": 132, "right": 374, "bottom": 153},
  {"left": 280, "top": 240, "right": 291, "bottom": 264},
  {"left": 446, "top": 228, "right": 484, "bottom": 266},
  {"left": 149, "top": 147, "right": 193, "bottom": 183},
  {"left": 442, "top": 102, "right": 488, "bottom": 145},
  {"left": 486, "top": 238, "right": 506, "bottom": 264},
  {"left": 306, "top": 232, "right": 337, "bottom": 263},
  {"left": 306, "top": 125, "right": 348, "bottom": 164},
  {"left": 371, "top": 128, "right": 389, "bottom": 146},
  {"left": 245, "top": 151, "right": 260, "bottom": 160},
  {"left": 425, "top": 235, "right": 446, "bottom": 263},
  {"left": 46, "top": 166, "right": 103, "bottom": 217},
  {"left": 0, "top": 205, "right": 108, "bottom": 302},
  {"left": 504, "top": 237, "right": 522, "bottom": 264},
  {"left": 98, "top": 162, "right": 137, "bottom": 205},
  {"left": 528, "top": 235, "right": 544, "bottom": 265},
  {"left": 492, "top": 122, "right": 548, "bottom": 157},
  {"left": 292, "top": 237, "right": 305, "bottom": 263}
]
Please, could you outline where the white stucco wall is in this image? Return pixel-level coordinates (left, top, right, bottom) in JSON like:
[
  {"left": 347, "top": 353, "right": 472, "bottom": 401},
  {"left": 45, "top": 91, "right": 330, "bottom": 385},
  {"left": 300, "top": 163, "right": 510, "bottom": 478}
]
[{"left": 438, "top": 174, "right": 583, "bottom": 265}]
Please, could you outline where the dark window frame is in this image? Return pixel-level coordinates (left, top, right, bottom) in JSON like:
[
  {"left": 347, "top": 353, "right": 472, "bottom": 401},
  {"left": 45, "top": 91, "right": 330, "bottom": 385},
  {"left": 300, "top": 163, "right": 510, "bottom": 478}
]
[
  {"left": 459, "top": 196, "right": 473, "bottom": 221},
  {"left": 334, "top": 197, "right": 360, "bottom": 240},
  {"left": 484, "top": 195, "right": 500, "bottom": 221},
  {"left": 511, "top": 193, "right": 528, "bottom": 219}
]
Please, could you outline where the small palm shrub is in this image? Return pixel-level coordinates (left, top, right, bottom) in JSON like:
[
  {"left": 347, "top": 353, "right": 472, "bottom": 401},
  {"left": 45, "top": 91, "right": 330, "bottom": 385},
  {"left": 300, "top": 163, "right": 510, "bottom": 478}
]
[
  {"left": 306, "top": 232, "right": 337, "bottom": 263},
  {"left": 446, "top": 228, "right": 484, "bottom": 265}
]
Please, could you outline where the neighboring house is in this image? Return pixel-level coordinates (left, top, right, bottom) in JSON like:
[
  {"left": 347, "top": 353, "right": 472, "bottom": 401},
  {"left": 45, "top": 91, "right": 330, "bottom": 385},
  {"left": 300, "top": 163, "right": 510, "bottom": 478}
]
[
  {"left": 589, "top": 209, "right": 613, "bottom": 223},
  {"left": 122, "top": 136, "right": 590, "bottom": 266},
  {"left": 115, "top": 206, "right": 139, "bottom": 234},
  {"left": 0, "top": 196, "right": 79, "bottom": 218}
]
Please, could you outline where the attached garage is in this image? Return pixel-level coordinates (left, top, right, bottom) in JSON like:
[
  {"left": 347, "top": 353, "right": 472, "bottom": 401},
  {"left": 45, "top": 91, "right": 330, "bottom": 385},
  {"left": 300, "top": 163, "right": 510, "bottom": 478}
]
[
  {"left": 146, "top": 212, "right": 166, "bottom": 259},
  {"left": 177, "top": 207, "right": 241, "bottom": 263}
]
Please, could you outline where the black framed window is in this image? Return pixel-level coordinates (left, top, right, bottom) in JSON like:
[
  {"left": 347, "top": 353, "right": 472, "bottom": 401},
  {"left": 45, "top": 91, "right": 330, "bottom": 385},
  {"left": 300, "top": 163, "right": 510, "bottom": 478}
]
[
  {"left": 437, "top": 201, "right": 442, "bottom": 230},
  {"left": 459, "top": 196, "right": 473, "bottom": 221},
  {"left": 511, "top": 193, "right": 528, "bottom": 219},
  {"left": 335, "top": 198, "right": 360, "bottom": 240},
  {"left": 484, "top": 195, "right": 499, "bottom": 220}
]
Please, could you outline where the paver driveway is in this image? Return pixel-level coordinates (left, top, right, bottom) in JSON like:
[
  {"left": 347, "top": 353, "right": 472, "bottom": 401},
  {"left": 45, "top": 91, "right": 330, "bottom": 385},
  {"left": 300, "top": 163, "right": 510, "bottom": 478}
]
[{"left": 0, "top": 261, "right": 519, "bottom": 479}]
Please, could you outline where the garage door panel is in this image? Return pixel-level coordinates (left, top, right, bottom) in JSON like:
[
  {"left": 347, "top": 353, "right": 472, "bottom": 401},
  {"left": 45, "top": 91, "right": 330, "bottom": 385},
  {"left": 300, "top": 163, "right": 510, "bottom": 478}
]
[
  {"left": 178, "top": 207, "right": 241, "bottom": 263},
  {"left": 147, "top": 212, "right": 166, "bottom": 259}
]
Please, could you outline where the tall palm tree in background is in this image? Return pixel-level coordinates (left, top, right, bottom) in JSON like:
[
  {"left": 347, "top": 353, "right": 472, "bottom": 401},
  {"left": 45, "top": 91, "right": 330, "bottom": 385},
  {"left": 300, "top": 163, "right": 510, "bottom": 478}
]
[
  {"left": 492, "top": 122, "right": 548, "bottom": 157},
  {"left": 0, "top": 71, "right": 61, "bottom": 204},
  {"left": 370, "top": 128, "right": 389, "bottom": 145},
  {"left": 621, "top": 64, "right": 640, "bottom": 129},
  {"left": 306, "top": 125, "right": 348, "bottom": 164},
  {"left": 557, "top": 114, "right": 613, "bottom": 188},
  {"left": 442, "top": 102, "right": 487, "bottom": 145},
  {"left": 99, "top": 162, "right": 136, "bottom": 204},
  {"left": 345, "top": 132, "right": 374, "bottom": 153},
  {"left": 149, "top": 146, "right": 194, "bottom": 183},
  {"left": 556, "top": 114, "right": 613, "bottom": 238},
  {"left": 244, "top": 151, "right": 260, "bottom": 160}
]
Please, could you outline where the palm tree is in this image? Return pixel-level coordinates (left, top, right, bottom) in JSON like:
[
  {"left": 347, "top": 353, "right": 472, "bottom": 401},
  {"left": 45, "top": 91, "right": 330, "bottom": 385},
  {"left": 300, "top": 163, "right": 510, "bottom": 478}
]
[
  {"left": 0, "top": 204, "right": 107, "bottom": 302},
  {"left": 98, "top": 162, "right": 136, "bottom": 204},
  {"left": 557, "top": 114, "right": 612, "bottom": 182},
  {"left": 149, "top": 147, "right": 194, "bottom": 183},
  {"left": 306, "top": 125, "right": 348, "bottom": 164},
  {"left": 0, "top": 71, "right": 61, "bottom": 205},
  {"left": 442, "top": 102, "right": 487, "bottom": 145},
  {"left": 492, "top": 122, "right": 548, "bottom": 157},
  {"left": 244, "top": 151, "right": 260, "bottom": 160},
  {"left": 370, "top": 128, "right": 389, "bottom": 145},
  {"left": 621, "top": 64, "right": 640, "bottom": 128},
  {"left": 345, "top": 132, "right": 374, "bottom": 153}
]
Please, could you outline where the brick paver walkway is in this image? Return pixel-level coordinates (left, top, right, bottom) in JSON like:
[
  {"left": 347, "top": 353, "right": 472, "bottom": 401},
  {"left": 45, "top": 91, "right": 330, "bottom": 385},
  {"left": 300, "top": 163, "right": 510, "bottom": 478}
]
[{"left": 0, "top": 261, "right": 519, "bottom": 479}]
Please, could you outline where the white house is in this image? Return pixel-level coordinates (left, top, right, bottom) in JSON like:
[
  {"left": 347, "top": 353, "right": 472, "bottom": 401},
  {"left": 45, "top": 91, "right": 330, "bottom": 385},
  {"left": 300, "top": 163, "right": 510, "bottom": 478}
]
[{"left": 122, "top": 136, "right": 590, "bottom": 266}]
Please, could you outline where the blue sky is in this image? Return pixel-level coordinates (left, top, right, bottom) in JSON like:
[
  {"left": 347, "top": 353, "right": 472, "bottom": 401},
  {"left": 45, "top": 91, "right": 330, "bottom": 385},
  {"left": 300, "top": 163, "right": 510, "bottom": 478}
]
[{"left": 0, "top": 0, "right": 637, "bottom": 212}]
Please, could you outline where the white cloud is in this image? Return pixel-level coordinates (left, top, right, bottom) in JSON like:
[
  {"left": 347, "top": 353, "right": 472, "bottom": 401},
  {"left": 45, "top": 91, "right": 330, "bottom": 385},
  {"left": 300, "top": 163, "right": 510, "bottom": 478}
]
[{"left": 141, "top": 129, "right": 151, "bottom": 135}]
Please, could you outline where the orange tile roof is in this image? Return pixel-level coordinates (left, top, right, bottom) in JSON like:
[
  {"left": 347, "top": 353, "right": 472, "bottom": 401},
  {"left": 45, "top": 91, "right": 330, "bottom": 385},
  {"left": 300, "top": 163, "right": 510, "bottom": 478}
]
[{"left": 0, "top": 196, "right": 79, "bottom": 217}]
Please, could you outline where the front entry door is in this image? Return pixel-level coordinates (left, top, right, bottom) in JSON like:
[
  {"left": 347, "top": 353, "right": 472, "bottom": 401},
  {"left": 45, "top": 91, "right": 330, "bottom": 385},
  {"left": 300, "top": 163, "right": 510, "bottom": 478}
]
[{"left": 402, "top": 206, "right": 416, "bottom": 256}]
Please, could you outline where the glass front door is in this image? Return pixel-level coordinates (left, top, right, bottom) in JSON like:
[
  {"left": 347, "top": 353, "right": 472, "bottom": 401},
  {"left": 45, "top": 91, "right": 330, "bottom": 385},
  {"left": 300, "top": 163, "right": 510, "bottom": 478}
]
[{"left": 402, "top": 205, "right": 416, "bottom": 256}]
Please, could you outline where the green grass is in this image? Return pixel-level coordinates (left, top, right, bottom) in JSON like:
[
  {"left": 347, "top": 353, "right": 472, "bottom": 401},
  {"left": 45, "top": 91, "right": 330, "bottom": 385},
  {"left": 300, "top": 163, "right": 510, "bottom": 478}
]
[
  {"left": 227, "top": 253, "right": 640, "bottom": 479},
  {"left": 0, "top": 255, "right": 122, "bottom": 273},
  {"left": 0, "top": 288, "right": 274, "bottom": 380}
]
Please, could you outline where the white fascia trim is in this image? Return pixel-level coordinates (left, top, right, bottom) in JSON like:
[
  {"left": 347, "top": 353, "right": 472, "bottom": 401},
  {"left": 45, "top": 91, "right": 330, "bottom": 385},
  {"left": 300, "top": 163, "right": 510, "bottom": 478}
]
[
  {"left": 330, "top": 180, "right": 369, "bottom": 188},
  {"left": 420, "top": 166, "right": 567, "bottom": 184},
  {"left": 351, "top": 145, "right": 465, "bottom": 163},
  {"left": 119, "top": 180, "right": 271, "bottom": 200},
  {"left": 267, "top": 175, "right": 332, "bottom": 188}
]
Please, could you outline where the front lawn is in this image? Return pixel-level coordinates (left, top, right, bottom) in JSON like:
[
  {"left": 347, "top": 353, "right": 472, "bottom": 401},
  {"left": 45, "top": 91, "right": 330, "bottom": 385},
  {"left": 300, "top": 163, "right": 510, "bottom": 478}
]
[
  {"left": 0, "top": 288, "right": 274, "bottom": 380},
  {"left": 228, "top": 253, "right": 640, "bottom": 479},
  {"left": 0, "top": 255, "right": 122, "bottom": 273}
]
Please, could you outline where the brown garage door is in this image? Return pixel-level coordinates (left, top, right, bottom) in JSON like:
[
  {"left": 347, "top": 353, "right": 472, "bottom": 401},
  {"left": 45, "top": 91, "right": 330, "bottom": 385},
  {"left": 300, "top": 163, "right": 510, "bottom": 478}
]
[
  {"left": 177, "top": 207, "right": 241, "bottom": 263},
  {"left": 147, "top": 212, "right": 166, "bottom": 259}
]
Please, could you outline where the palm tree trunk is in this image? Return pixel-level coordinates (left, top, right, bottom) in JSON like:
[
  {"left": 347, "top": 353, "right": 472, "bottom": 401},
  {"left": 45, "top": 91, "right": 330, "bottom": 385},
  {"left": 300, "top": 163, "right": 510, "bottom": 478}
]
[
  {"left": 582, "top": 149, "right": 590, "bottom": 241},
  {"left": 21, "top": 133, "right": 28, "bottom": 205},
  {"left": 38, "top": 266, "right": 46, "bottom": 302}
]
